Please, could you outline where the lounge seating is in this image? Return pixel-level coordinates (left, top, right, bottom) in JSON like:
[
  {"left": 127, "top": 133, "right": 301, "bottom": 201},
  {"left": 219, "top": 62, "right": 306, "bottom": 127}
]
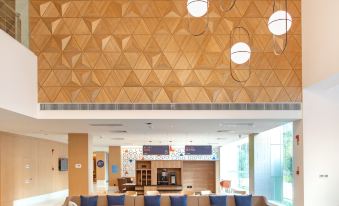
[{"left": 63, "top": 194, "right": 270, "bottom": 206}]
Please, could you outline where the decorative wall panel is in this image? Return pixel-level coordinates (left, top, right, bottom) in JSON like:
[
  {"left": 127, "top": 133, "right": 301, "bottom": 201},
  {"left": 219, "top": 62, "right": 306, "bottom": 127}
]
[
  {"left": 30, "top": 0, "right": 302, "bottom": 103},
  {"left": 121, "top": 146, "right": 219, "bottom": 177}
]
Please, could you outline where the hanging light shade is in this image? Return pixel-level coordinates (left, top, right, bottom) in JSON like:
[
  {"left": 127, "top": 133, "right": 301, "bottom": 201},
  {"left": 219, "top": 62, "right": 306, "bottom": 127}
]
[
  {"left": 231, "top": 42, "right": 251, "bottom": 65},
  {"left": 268, "top": 10, "right": 292, "bottom": 35},
  {"left": 187, "top": 0, "right": 209, "bottom": 18}
]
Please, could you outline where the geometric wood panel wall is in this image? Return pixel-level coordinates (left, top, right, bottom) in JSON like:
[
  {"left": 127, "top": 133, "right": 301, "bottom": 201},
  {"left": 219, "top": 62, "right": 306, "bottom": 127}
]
[{"left": 30, "top": 0, "right": 301, "bottom": 103}]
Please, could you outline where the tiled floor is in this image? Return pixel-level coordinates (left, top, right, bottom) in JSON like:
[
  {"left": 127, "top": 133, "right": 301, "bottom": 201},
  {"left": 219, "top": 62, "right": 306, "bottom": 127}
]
[{"left": 13, "top": 184, "right": 119, "bottom": 206}]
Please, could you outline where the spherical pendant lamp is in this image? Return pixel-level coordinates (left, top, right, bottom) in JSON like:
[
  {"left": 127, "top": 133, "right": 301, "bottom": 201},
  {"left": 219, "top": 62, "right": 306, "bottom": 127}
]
[
  {"left": 187, "top": 0, "right": 208, "bottom": 18},
  {"left": 231, "top": 42, "right": 251, "bottom": 65},
  {"left": 268, "top": 10, "right": 292, "bottom": 35}
]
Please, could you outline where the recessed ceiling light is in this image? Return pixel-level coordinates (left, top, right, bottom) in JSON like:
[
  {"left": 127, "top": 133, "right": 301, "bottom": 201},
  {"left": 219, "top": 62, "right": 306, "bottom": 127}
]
[
  {"left": 208, "top": 143, "right": 219, "bottom": 145},
  {"left": 217, "top": 129, "right": 231, "bottom": 133},
  {"left": 222, "top": 123, "right": 254, "bottom": 127},
  {"left": 90, "top": 124, "right": 123, "bottom": 127},
  {"left": 110, "top": 130, "right": 127, "bottom": 133},
  {"left": 111, "top": 137, "right": 125, "bottom": 141}
]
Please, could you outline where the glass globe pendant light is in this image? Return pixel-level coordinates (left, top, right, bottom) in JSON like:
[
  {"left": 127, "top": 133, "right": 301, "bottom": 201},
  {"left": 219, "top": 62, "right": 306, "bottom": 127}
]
[
  {"left": 186, "top": 0, "right": 209, "bottom": 36},
  {"left": 268, "top": 10, "right": 292, "bottom": 35},
  {"left": 231, "top": 42, "right": 251, "bottom": 65},
  {"left": 229, "top": 27, "right": 252, "bottom": 83},
  {"left": 268, "top": 0, "right": 291, "bottom": 55},
  {"left": 187, "top": 0, "right": 209, "bottom": 17}
]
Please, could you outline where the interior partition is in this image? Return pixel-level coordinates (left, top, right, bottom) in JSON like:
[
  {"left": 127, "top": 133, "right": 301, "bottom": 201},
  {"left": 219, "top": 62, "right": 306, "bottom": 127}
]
[{"left": 68, "top": 133, "right": 92, "bottom": 196}]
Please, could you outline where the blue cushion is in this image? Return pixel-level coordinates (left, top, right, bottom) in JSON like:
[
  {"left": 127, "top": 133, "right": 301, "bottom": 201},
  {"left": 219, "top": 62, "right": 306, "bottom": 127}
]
[
  {"left": 144, "top": 195, "right": 161, "bottom": 206},
  {"left": 234, "top": 195, "right": 252, "bottom": 206},
  {"left": 107, "top": 195, "right": 125, "bottom": 206},
  {"left": 209, "top": 195, "right": 227, "bottom": 206},
  {"left": 80, "top": 195, "right": 98, "bottom": 206},
  {"left": 169, "top": 195, "right": 187, "bottom": 206}
]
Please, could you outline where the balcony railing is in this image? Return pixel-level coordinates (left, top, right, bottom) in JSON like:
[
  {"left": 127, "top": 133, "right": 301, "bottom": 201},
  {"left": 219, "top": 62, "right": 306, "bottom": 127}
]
[{"left": 0, "top": 0, "right": 21, "bottom": 42}]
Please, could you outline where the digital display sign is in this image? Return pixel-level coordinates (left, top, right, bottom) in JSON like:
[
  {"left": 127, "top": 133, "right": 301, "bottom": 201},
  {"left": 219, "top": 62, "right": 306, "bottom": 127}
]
[
  {"left": 185, "top": 145, "right": 212, "bottom": 155},
  {"left": 143, "top": 145, "right": 169, "bottom": 155}
]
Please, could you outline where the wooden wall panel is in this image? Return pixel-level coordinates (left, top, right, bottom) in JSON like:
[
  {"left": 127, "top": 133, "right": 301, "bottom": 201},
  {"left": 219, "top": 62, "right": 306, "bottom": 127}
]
[
  {"left": 182, "top": 161, "right": 216, "bottom": 193},
  {"left": 0, "top": 131, "right": 68, "bottom": 206},
  {"left": 30, "top": 0, "right": 302, "bottom": 103}
]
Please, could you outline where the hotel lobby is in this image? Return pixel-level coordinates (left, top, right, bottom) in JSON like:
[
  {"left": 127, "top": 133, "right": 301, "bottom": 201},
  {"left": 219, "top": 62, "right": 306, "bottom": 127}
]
[{"left": 0, "top": 0, "right": 338, "bottom": 205}]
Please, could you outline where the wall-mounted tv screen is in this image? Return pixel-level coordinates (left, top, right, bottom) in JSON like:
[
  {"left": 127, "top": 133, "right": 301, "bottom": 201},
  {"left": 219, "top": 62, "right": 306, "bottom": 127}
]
[
  {"left": 59, "top": 158, "right": 68, "bottom": 171},
  {"left": 143, "top": 145, "right": 169, "bottom": 155},
  {"left": 185, "top": 145, "right": 212, "bottom": 155}
]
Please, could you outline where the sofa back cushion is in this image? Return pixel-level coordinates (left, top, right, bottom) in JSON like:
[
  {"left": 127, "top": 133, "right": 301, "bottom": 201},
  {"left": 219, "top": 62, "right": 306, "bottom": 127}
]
[
  {"left": 234, "top": 195, "right": 252, "bottom": 206},
  {"left": 64, "top": 194, "right": 268, "bottom": 206},
  {"left": 80, "top": 196, "right": 98, "bottom": 206},
  {"left": 209, "top": 195, "right": 227, "bottom": 206},
  {"left": 107, "top": 195, "right": 125, "bottom": 206},
  {"left": 144, "top": 195, "right": 161, "bottom": 206},
  {"left": 169, "top": 195, "right": 187, "bottom": 206}
]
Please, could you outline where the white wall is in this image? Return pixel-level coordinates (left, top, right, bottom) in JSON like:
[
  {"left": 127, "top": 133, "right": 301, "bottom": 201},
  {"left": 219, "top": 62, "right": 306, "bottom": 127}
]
[
  {"left": 303, "top": 0, "right": 339, "bottom": 205},
  {"left": 293, "top": 120, "right": 303, "bottom": 206},
  {"left": 0, "top": 30, "right": 37, "bottom": 117},
  {"left": 302, "top": 0, "right": 339, "bottom": 87},
  {"left": 303, "top": 88, "right": 339, "bottom": 206}
]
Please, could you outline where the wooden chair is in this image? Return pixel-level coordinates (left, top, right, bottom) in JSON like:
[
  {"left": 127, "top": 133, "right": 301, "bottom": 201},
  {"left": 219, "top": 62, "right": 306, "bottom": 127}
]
[
  {"left": 220, "top": 180, "right": 232, "bottom": 193},
  {"left": 117, "top": 178, "right": 127, "bottom": 193}
]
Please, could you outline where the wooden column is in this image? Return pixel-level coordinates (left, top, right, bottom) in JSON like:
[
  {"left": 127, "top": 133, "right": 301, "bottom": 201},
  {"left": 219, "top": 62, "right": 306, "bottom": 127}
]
[
  {"left": 68, "top": 133, "right": 93, "bottom": 196},
  {"left": 109, "top": 146, "right": 121, "bottom": 186},
  {"left": 249, "top": 133, "right": 255, "bottom": 194}
]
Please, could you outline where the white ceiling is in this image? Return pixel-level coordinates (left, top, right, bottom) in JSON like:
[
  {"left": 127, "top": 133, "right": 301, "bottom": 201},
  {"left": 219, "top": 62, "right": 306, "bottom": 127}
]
[{"left": 0, "top": 108, "right": 293, "bottom": 146}]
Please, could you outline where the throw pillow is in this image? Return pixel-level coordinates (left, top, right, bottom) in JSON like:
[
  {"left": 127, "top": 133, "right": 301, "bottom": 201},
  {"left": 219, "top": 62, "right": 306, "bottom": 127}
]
[
  {"left": 107, "top": 195, "right": 125, "bottom": 206},
  {"left": 80, "top": 195, "right": 98, "bottom": 206},
  {"left": 144, "top": 195, "right": 161, "bottom": 206},
  {"left": 234, "top": 195, "right": 252, "bottom": 206},
  {"left": 209, "top": 195, "right": 227, "bottom": 206},
  {"left": 169, "top": 195, "right": 187, "bottom": 206}
]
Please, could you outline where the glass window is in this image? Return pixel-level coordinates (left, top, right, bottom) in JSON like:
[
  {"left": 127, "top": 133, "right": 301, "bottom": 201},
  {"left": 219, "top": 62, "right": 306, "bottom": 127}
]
[
  {"left": 254, "top": 123, "right": 293, "bottom": 206},
  {"left": 220, "top": 137, "right": 249, "bottom": 192}
]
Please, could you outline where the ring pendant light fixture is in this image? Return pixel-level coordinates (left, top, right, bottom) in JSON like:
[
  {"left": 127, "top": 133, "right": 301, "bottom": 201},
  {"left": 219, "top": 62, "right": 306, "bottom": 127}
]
[
  {"left": 268, "top": 0, "right": 292, "bottom": 55},
  {"left": 219, "top": 0, "right": 236, "bottom": 12},
  {"left": 187, "top": 0, "right": 209, "bottom": 36},
  {"left": 229, "top": 26, "right": 252, "bottom": 83}
]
